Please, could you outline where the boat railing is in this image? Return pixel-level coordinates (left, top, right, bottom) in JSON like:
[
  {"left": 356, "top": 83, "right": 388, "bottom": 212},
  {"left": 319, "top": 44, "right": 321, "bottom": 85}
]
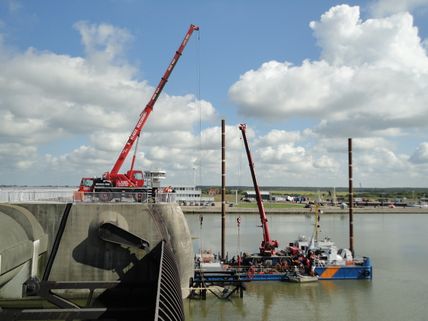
[{"left": 0, "top": 190, "right": 75, "bottom": 203}]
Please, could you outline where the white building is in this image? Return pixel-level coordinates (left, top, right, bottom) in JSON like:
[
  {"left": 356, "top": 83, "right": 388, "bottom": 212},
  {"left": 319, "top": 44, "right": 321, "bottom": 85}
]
[{"left": 172, "top": 186, "right": 214, "bottom": 205}]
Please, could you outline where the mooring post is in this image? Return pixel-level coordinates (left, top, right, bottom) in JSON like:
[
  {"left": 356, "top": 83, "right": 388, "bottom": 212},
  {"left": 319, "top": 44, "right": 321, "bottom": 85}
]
[
  {"left": 348, "top": 138, "right": 354, "bottom": 256},
  {"left": 221, "top": 119, "right": 226, "bottom": 261}
]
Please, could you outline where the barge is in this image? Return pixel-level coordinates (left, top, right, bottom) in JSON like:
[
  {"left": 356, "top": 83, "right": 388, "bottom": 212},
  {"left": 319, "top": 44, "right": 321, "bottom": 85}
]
[{"left": 194, "top": 126, "right": 372, "bottom": 284}]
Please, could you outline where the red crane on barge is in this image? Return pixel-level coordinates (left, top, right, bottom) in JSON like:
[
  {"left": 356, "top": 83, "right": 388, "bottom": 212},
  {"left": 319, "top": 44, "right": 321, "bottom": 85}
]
[
  {"left": 239, "top": 124, "right": 279, "bottom": 256},
  {"left": 78, "top": 24, "right": 199, "bottom": 201}
]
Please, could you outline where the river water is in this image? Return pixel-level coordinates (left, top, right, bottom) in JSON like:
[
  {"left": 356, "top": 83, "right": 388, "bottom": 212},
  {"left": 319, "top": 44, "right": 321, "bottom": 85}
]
[{"left": 184, "top": 212, "right": 428, "bottom": 321}]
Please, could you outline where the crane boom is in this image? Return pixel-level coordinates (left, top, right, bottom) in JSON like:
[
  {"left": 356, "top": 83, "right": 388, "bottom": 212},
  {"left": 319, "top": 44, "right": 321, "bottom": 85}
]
[
  {"left": 110, "top": 24, "right": 199, "bottom": 176},
  {"left": 239, "top": 124, "right": 278, "bottom": 256}
]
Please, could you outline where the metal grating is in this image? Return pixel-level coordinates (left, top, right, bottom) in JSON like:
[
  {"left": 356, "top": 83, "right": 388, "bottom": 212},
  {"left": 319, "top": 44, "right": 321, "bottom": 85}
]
[{"left": 156, "top": 242, "right": 185, "bottom": 321}]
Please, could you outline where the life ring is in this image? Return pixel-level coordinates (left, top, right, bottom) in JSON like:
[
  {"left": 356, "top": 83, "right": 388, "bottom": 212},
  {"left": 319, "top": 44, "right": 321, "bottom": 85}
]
[{"left": 247, "top": 266, "right": 255, "bottom": 279}]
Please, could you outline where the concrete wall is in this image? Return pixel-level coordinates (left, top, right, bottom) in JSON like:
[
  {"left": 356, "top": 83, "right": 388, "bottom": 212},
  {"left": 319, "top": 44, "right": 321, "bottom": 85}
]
[
  {"left": 0, "top": 204, "right": 49, "bottom": 299},
  {"left": 3, "top": 202, "right": 193, "bottom": 298}
]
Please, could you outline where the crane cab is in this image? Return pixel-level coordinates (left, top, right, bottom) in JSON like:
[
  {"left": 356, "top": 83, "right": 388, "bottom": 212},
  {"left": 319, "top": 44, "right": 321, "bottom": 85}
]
[
  {"left": 78, "top": 178, "right": 95, "bottom": 192},
  {"left": 126, "top": 170, "right": 145, "bottom": 187}
]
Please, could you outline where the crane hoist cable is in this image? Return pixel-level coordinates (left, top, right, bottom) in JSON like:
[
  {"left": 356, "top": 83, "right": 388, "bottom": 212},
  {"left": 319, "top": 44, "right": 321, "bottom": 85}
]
[
  {"left": 199, "top": 213, "right": 204, "bottom": 258},
  {"left": 197, "top": 28, "right": 203, "bottom": 188},
  {"left": 129, "top": 134, "right": 141, "bottom": 174},
  {"left": 237, "top": 215, "right": 241, "bottom": 263}
]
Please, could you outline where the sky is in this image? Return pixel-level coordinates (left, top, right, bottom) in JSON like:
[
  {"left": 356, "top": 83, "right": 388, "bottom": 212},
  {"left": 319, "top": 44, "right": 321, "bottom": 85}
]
[{"left": 1, "top": 0, "right": 428, "bottom": 188}]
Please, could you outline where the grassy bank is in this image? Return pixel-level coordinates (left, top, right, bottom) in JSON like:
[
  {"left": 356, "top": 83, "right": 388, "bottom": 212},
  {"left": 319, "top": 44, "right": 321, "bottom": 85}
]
[{"left": 208, "top": 187, "right": 428, "bottom": 205}]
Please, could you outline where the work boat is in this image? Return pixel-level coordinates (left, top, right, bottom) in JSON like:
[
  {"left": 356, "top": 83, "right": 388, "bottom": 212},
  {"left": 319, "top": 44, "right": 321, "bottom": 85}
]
[
  {"left": 287, "top": 205, "right": 372, "bottom": 280},
  {"left": 195, "top": 207, "right": 372, "bottom": 281},
  {"left": 289, "top": 235, "right": 372, "bottom": 280},
  {"left": 195, "top": 235, "right": 372, "bottom": 282}
]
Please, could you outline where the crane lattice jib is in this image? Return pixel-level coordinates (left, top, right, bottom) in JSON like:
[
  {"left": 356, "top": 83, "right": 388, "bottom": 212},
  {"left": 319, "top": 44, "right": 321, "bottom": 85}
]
[
  {"left": 239, "top": 124, "right": 276, "bottom": 252},
  {"left": 110, "top": 24, "right": 199, "bottom": 176}
]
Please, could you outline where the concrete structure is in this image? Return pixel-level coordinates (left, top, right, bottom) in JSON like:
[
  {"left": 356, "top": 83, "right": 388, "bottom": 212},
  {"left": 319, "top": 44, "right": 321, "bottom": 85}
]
[
  {"left": 0, "top": 205, "right": 49, "bottom": 299},
  {"left": 0, "top": 202, "right": 193, "bottom": 300}
]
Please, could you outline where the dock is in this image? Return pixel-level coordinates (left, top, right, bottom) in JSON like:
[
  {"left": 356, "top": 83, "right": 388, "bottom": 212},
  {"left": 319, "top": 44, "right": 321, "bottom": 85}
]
[{"left": 189, "top": 270, "right": 248, "bottom": 300}]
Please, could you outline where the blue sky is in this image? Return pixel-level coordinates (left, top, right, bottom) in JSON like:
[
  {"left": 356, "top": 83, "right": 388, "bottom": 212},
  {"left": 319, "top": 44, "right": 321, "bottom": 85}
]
[{"left": 1, "top": 0, "right": 428, "bottom": 187}]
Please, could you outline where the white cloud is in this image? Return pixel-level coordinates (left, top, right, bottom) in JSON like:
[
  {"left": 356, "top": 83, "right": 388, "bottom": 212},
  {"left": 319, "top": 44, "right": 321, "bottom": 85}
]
[
  {"left": 258, "top": 144, "right": 307, "bottom": 165},
  {"left": 229, "top": 60, "right": 352, "bottom": 119},
  {"left": 311, "top": 6, "right": 428, "bottom": 71},
  {"left": 257, "top": 129, "right": 302, "bottom": 146},
  {"left": 0, "top": 22, "right": 216, "bottom": 185},
  {"left": 0, "top": 143, "right": 37, "bottom": 159},
  {"left": 226, "top": 5, "right": 428, "bottom": 187},
  {"left": 314, "top": 155, "right": 339, "bottom": 171},
  {"left": 358, "top": 147, "right": 407, "bottom": 171},
  {"left": 0, "top": 48, "right": 137, "bottom": 137},
  {"left": 0, "top": 143, "right": 38, "bottom": 176},
  {"left": 370, "top": 0, "right": 428, "bottom": 17},
  {"left": 410, "top": 142, "right": 428, "bottom": 163},
  {"left": 74, "top": 21, "right": 133, "bottom": 66},
  {"left": 1, "top": 7, "right": 428, "bottom": 188},
  {"left": 230, "top": 5, "right": 428, "bottom": 140},
  {"left": 146, "top": 96, "right": 215, "bottom": 132}
]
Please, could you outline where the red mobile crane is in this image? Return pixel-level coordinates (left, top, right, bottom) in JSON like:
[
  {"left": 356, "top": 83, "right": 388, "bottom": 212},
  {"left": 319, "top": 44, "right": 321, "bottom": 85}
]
[
  {"left": 78, "top": 24, "right": 199, "bottom": 201},
  {"left": 239, "top": 124, "right": 279, "bottom": 256}
]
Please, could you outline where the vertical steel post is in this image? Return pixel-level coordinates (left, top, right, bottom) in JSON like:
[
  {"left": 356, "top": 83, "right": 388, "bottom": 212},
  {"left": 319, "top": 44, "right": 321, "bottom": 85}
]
[
  {"left": 221, "top": 119, "right": 226, "bottom": 260},
  {"left": 348, "top": 138, "right": 354, "bottom": 256}
]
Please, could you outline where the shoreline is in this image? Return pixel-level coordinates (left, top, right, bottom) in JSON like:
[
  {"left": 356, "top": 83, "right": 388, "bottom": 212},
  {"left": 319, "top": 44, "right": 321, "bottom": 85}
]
[{"left": 181, "top": 205, "right": 428, "bottom": 214}]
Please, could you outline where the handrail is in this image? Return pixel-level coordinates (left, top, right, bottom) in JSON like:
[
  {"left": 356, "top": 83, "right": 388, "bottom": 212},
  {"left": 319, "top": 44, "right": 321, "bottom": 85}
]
[{"left": 0, "top": 190, "right": 177, "bottom": 204}]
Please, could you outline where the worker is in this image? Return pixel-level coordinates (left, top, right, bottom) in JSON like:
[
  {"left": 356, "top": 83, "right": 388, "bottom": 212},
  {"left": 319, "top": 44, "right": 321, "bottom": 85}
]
[{"left": 162, "top": 186, "right": 173, "bottom": 202}]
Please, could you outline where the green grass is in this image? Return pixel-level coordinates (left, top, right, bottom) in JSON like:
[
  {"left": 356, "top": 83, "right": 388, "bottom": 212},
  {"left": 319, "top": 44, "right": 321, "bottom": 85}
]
[{"left": 208, "top": 188, "right": 428, "bottom": 206}]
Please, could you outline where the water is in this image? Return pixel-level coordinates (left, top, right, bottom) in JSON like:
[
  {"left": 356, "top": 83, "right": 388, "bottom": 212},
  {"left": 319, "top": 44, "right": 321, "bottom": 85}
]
[{"left": 184, "top": 213, "right": 428, "bottom": 321}]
